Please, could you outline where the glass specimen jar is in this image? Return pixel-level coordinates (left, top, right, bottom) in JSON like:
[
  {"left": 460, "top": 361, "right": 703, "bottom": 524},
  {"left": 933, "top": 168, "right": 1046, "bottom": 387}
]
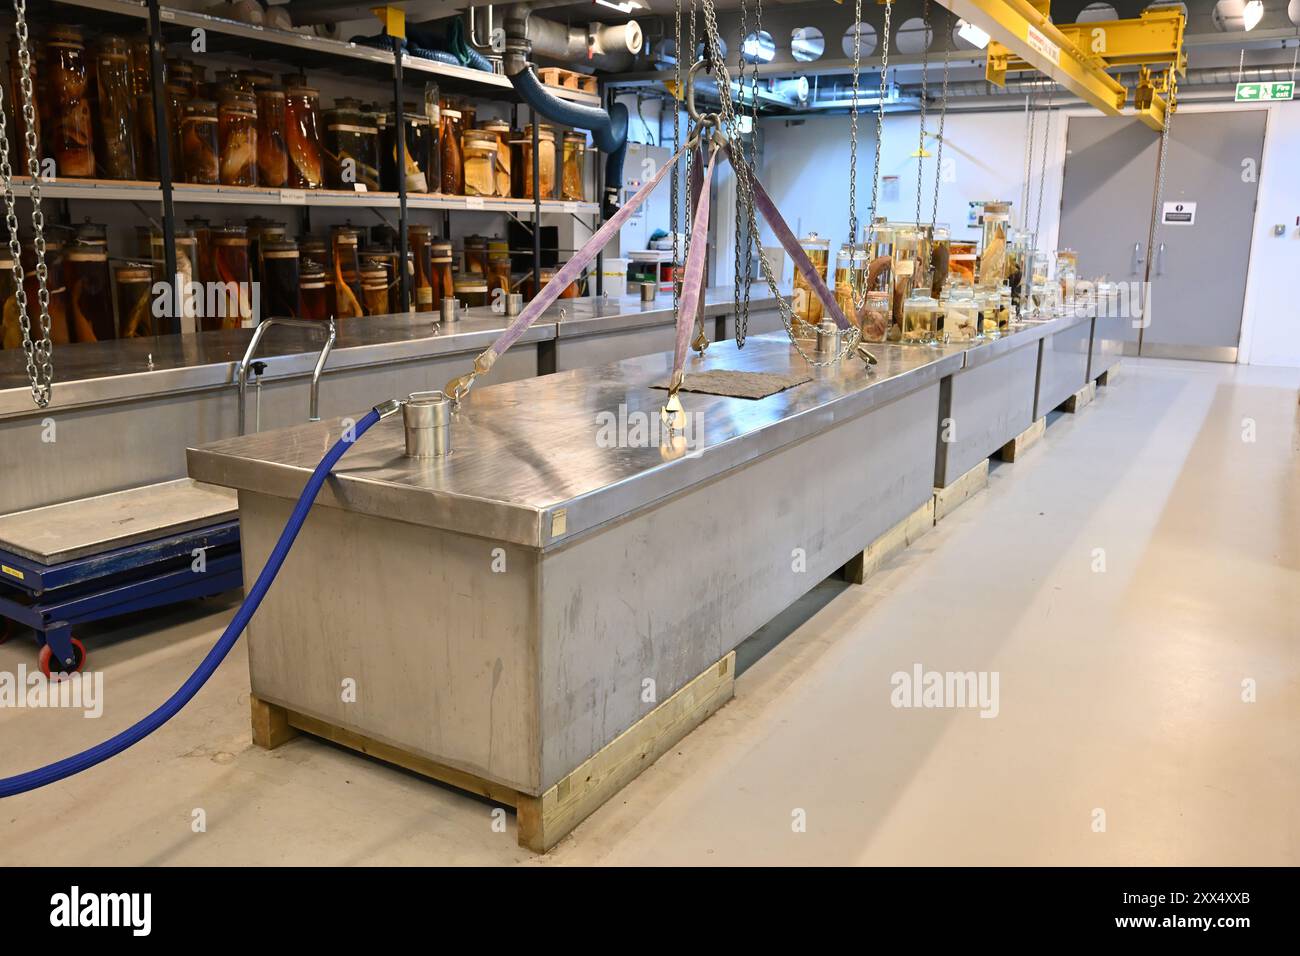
[
  {"left": 330, "top": 227, "right": 365, "bottom": 319},
  {"left": 519, "top": 125, "right": 556, "bottom": 199},
  {"left": 47, "top": 26, "right": 96, "bottom": 178},
  {"left": 463, "top": 235, "right": 489, "bottom": 278},
  {"left": 256, "top": 87, "right": 289, "bottom": 187},
  {"left": 463, "top": 128, "right": 499, "bottom": 197},
  {"left": 93, "top": 35, "right": 136, "bottom": 180},
  {"left": 380, "top": 110, "right": 431, "bottom": 193},
  {"left": 864, "top": 220, "right": 897, "bottom": 337},
  {"left": 65, "top": 242, "right": 115, "bottom": 342},
  {"left": 163, "top": 78, "right": 190, "bottom": 180},
  {"left": 114, "top": 263, "right": 154, "bottom": 338},
  {"left": 323, "top": 98, "right": 380, "bottom": 190},
  {"left": 219, "top": 88, "right": 259, "bottom": 186},
  {"left": 487, "top": 252, "right": 513, "bottom": 304},
  {"left": 834, "top": 243, "right": 869, "bottom": 324},
  {"left": 858, "top": 290, "right": 893, "bottom": 343},
  {"left": 408, "top": 225, "right": 434, "bottom": 312},
  {"left": 423, "top": 81, "right": 442, "bottom": 188},
  {"left": 977, "top": 201, "right": 1011, "bottom": 289},
  {"left": 791, "top": 232, "right": 830, "bottom": 333},
  {"left": 261, "top": 238, "right": 300, "bottom": 318},
  {"left": 431, "top": 241, "right": 454, "bottom": 306},
  {"left": 949, "top": 240, "right": 977, "bottom": 285},
  {"left": 23, "top": 241, "right": 71, "bottom": 346},
  {"left": 902, "top": 291, "right": 942, "bottom": 345},
  {"left": 942, "top": 281, "right": 978, "bottom": 341},
  {"left": 439, "top": 109, "right": 464, "bottom": 194},
  {"left": 481, "top": 119, "right": 512, "bottom": 198},
  {"left": 361, "top": 265, "right": 389, "bottom": 316},
  {"left": 928, "top": 224, "right": 951, "bottom": 297},
  {"left": 299, "top": 260, "right": 331, "bottom": 321},
  {"left": 284, "top": 78, "right": 324, "bottom": 188},
  {"left": 454, "top": 277, "right": 488, "bottom": 309},
  {"left": 7, "top": 37, "right": 41, "bottom": 173},
  {"left": 186, "top": 215, "right": 213, "bottom": 283},
  {"left": 209, "top": 225, "right": 252, "bottom": 330},
  {"left": 142, "top": 226, "right": 199, "bottom": 332},
  {"left": 0, "top": 253, "right": 16, "bottom": 349},
  {"left": 180, "top": 99, "right": 220, "bottom": 184},
  {"left": 561, "top": 131, "right": 587, "bottom": 202}
]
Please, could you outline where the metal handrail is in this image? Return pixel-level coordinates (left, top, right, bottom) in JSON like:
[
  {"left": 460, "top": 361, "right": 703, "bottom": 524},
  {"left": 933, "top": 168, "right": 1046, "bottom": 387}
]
[{"left": 236, "top": 318, "right": 337, "bottom": 436}]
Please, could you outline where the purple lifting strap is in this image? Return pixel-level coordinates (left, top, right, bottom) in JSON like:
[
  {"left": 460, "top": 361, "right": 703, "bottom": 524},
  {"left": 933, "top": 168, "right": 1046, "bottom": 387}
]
[
  {"left": 483, "top": 140, "right": 691, "bottom": 360},
  {"left": 671, "top": 146, "right": 718, "bottom": 390},
  {"left": 731, "top": 148, "right": 852, "bottom": 331}
]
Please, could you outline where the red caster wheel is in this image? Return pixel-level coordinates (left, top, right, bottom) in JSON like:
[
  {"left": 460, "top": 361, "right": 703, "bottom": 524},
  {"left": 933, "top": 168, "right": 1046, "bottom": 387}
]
[{"left": 38, "top": 637, "right": 87, "bottom": 680}]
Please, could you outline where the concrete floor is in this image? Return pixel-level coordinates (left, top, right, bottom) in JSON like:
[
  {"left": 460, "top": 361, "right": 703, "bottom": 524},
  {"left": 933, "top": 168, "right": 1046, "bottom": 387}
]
[{"left": 1, "top": 357, "right": 1296, "bottom": 865}]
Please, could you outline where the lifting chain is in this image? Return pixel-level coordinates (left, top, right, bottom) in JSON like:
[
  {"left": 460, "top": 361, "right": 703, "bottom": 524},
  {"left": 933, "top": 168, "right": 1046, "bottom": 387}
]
[
  {"left": 671, "top": 0, "right": 683, "bottom": 317},
  {"left": 696, "top": 0, "right": 859, "bottom": 367},
  {"left": 847, "top": 0, "right": 864, "bottom": 246},
  {"left": 847, "top": 0, "right": 891, "bottom": 315},
  {"left": 916, "top": 0, "right": 929, "bottom": 227},
  {"left": 930, "top": 9, "right": 952, "bottom": 228},
  {"left": 1027, "top": 83, "right": 1054, "bottom": 313},
  {"left": 1140, "top": 84, "right": 1175, "bottom": 333},
  {"left": 0, "top": 0, "right": 55, "bottom": 408}
]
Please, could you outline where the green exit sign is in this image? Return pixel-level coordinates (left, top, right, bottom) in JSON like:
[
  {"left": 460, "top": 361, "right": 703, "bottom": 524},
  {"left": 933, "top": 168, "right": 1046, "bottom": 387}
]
[{"left": 1236, "top": 81, "right": 1294, "bottom": 102}]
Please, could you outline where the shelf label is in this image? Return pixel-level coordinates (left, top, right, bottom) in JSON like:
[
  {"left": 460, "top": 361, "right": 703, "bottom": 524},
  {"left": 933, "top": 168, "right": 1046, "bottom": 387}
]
[
  {"left": 160, "top": 9, "right": 175, "bottom": 19},
  {"left": 352, "top": 183, "right": 368, "bottom": 193},
  {"left": 564, "top": 202, "right": 579, "bottom": 213},
  {"left": 279, "top": 189, "right": 306, "bottom": 205},
  {"left": 1235, "top": 81, "right": 1293, "bottom": 102},
  {"left": 465, "top": 196, "right": 485, "bottom": 209},
  {"left": 1161, "top": 201, "right": 1196, "bottom": 226}
]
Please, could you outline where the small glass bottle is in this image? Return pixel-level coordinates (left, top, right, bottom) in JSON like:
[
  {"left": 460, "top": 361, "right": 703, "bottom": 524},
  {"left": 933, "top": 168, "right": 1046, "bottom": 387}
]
[
  {"left": 47, "top": 26, "right": 96, "bottom": 178},
  {"left": 261, "top": 238, "right": 301, "bottom": 318},
  {"left": 256, "top": 87, "right": 289, "bottom": 187},
  {"left": 439, "top": 109, "right": 463, "bottom": 194},
  {"left": 93, "top": 35, "right": 136, "bottom": 180},
  {"left": 114, "top": 263, "right": 155, "bottom": 338},
  {"left": 330, "top": 227, "right": 364, "bottom": 319},
  {"left": 284, "top": 77, "right": 324, "bottom": 188},
  {"left": 299, "top": 259, "right": 331, "bottom": 321},
  {"left": 561, "top": 131, "right": 587, "bottom": 202},
  {"left": 408, "top": 224, "right": 434, "bottom": 312},
  {"left": 218, "top": 88, "right": 258, "bottom": 186},
  {"left": 181, "top": 99, "right": 220, "bottom": 184}
]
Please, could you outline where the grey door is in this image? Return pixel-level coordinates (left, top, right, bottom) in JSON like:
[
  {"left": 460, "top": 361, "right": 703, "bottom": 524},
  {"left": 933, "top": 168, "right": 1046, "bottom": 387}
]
[
  {"left": 1144, "top": 110, "right": 1265, "bottom": 361},
  {"left": 1059, "top": 117, "right": 1161, "bottom": 346},
  {"left": 1058, "top": 111, "right": 1267, "bottom": 361}
]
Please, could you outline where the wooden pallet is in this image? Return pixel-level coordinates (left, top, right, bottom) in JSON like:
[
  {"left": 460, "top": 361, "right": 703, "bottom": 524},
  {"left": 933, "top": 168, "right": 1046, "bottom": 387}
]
[
  {"left": 997, "top": 417, "right": 1045, "bottom": 462},
  {"left": 250, "top": 650, "right": 736, "bottom": 853},
  {"left": 536, "top": 66, "right": 598, "bottom": 95},
  {"left": 840, "top": 498, "right": 935, "bottom": 585},
  {"left": 1062, "top": 381, "right": 1097, "bottom": 413},
  {"left": 933, "top": 459, "right": 989, "bottom": 522}
]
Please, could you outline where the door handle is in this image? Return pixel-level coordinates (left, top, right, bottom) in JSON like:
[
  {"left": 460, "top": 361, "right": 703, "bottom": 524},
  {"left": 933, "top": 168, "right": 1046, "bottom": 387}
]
[
  {"left": 1156, "top": 242, "right": 1166, "bottom": 277},
  {"left": 1131, "top": 242, "right": 1143, "bottom": 275}
]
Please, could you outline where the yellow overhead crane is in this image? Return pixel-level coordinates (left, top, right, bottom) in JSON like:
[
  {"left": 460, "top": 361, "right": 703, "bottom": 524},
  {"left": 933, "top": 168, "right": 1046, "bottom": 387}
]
[{"left": 934, "top": 0, "right": 1186, "bottom": 130}]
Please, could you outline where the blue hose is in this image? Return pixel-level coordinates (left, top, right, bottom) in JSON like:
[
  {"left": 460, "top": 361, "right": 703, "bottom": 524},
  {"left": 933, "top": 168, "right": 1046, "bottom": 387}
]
[{"left": 0, "top": 408, "right": 383, "bottom": 798}]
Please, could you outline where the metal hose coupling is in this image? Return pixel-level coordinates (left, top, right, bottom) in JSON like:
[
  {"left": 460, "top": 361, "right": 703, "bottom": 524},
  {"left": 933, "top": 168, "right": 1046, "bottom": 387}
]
[{"left": 402, "top": 390, "right": 454, "bottom": 459}]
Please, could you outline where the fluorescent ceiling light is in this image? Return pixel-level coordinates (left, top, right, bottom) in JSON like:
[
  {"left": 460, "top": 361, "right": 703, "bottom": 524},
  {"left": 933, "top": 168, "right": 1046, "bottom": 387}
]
[
  {"left": 1242, "top": 0, "right": 1264, "bottom": 31},
  {"left": 957, "top": 19, "right": 991, "bottom": 50},
  {"left": 594, "top": 0, "right": 642, "bottom": 13}
]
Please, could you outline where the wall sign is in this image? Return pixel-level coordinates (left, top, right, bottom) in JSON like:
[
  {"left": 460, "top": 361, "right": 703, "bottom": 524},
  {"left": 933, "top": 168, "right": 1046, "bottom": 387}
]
[
  {"left": 1162, "top": 201, "right": 1196, "bottom": 226},
  {"left": 1235, "top": 81, "right": 1293, "bottom": 103}
]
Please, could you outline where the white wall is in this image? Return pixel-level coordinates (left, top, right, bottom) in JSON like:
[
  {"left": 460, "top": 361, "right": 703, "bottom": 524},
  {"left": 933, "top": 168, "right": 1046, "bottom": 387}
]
[
  {"left": 757, "top": 107, "right": 1068, "bottom": 276},
  {"left": 1236, "top": 99, "right": 1300, "bottom": 369}
]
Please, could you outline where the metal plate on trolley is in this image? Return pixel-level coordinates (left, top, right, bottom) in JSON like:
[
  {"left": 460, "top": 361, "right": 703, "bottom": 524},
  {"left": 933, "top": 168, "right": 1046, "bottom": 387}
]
[{"left": 0, "top": 479, "right": 238, "bottom": 565}]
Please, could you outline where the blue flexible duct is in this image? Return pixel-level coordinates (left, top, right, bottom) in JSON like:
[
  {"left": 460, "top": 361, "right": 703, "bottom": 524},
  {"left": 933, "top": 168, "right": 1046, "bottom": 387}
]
[
  {"left": 0, "top": 408, "right": 384, "bottom": 798},
  {"left": 509, "top": 65, "right": 628, "bottom": 217}
]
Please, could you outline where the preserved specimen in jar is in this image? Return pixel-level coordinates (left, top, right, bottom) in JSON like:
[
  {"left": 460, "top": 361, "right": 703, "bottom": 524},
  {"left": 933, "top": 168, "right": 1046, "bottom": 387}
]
[
  {"left": 361, "top": 265, "right": 389, "bottom": 316},
  {"left": 561, "top": 131, "right": 586, "bottom": 202},
  {"left": 330, "top": 227, "right": 364, "bottom": 319},
  {"left": 93, "top": 36, "right": 136, "bottom": 179},
  {"left": 792, "top": 233, "right": 829, "bottom": 332},
  {"left": 323, "top": 99, "right": 380, "bottom": 189},
  {"left": 439, "top": 109, "right": 463, "bottom": 194},
  {"left": 115, "top": 263, "right": 154, "bottom": 338},
  {"left": 208, "top": 226, "right": 252, "bottom": 330},
  {"left": 261, "top": 239, "right": 300, "bottom": 318},
  {"left": 219, "top": 89, "right": 258, "bottom": 186},
  {"left": 519, "top": 125, "right": 555, "bottom": 200},
  {"left": 430, "top": 241, "right": 453, "bottom": 306},
  {"left": 299, "top": 260, "right": 330, "bottom": 321},
  {"left": 284, "top": 78, "right": 324, "bottom": 188},
  {"left": 47, "top": 26, "right": 96, "bottom": 177},
  {"left": 127, "top": 37, "right": 157, "bottom": 180},
  {"left": 408, "top": 225, "right": 433, "bottom": 312},
  {"left": 463, "top": 128, "right": 498, "bottom": 197},
  {"left": 181, "top": 100, "right": 220, "bottom": 184},
  {"left": 256, "top": 87, "right": 288, "bottom": 187},
  {"left": 65, "top": 243, "right": 115, "bottom": 341}
]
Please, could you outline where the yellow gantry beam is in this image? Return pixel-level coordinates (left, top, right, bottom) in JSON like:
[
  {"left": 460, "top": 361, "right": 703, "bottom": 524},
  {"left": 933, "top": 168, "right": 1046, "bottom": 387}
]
[{"left": 938, "top": 0, "right": 1183, "bottom": 130}]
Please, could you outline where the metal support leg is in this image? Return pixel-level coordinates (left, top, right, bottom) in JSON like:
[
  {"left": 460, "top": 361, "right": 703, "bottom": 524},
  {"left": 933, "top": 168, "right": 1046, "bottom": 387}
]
[
  {"left": 147, "top": 0, "right": 179, "bottom": 335},
  {"left": 393, "top": 41, "right": 410, "bottom": 313}
]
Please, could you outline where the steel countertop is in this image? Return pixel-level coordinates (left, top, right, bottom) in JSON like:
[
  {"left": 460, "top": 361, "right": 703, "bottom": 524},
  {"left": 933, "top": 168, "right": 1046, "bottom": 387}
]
[{"left": 188, "top": 332, "right": 969, "bottom": 549}]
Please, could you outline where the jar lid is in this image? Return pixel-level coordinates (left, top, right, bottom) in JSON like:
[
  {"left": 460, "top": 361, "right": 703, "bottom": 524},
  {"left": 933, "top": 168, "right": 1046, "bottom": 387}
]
[
  {"left": 47, "top": 26, "right": 86, "bottom": 44},
  {"left": 464, "top": 129, "right": 499, "bottom": 144},
  {"left": 116, "top": 263, "right": 154, "bottom": 281},
  {"left": 444, "top": 109, "right": 462, "bottom": 119},
  {"left": 799, "top": 232, "right": 829, "bottom": 249}
]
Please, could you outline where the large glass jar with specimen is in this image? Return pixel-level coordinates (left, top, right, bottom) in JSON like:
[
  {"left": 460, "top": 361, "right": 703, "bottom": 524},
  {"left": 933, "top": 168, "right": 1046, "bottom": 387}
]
[
  {"left": 462, "top": 128, "right": 499, "bottom": 197},
  {"left": 834, "top": 243, "right": 868, "bottom": 327},
  {"left": 114, "top": 263, "right": 154, "bottom": 338},
  {"left": 519, "top": 125, "right": 556, "bottom": 199},
  {"left": 181, "top": 99, "right": 220, "bottom": 184},
  {"left": 261, "top": 239, "right": 300, "bottom": 318},
  {"left": 323, "top": 98, "right": 380, "bottom": 190},
  {"left": 208, "top": 225, "right": 252, "bottom": 330},
  {"left": 256, "top": 87, "right": 289, "bottom": 187},
  {"left": 977, "top": 200, "right": 1011, "bottom": 289},
  {"left": 561, "top": 131, "right": 587, "bottom": 202},
  {"left": 93, "top": 35, "right": 136, "bottom": 179},
  {"left": 408, "top": 225, "right": 434, "bottom": 312},
  {"left": 284, "top": 77, "right": 324, "bottom": 189},
  {"left": 7, "top": 36, "right": 41, "bottom": 173},
  {"left": 65, "top": 242, "right": 115, "bottom": 341},
  {"left": 430, "top": 240, "right": 454, "bottom": 305},
  {"left": 791, "top": 232, "right": 830, "bottom": 334},
  {"left": 481, "top": 119, "right": 513, "bottom": 198},
  {"left": 218, "top": 88, "right": 258, "bottom": 186},
  {"left": 47, "top": 26, "right": 96, "bottom": 177},
  {"left": 439, "top": 109, "right": 463, "bottom": 193},
  {"left": 330, "top": 227, "right": 365, "bottom": 319},
  {"left": 299, "top": 260, "right": 331, "bottom": 321},
  {"left": 901, "top": 290, "right": 943, "bottom": 346}
]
